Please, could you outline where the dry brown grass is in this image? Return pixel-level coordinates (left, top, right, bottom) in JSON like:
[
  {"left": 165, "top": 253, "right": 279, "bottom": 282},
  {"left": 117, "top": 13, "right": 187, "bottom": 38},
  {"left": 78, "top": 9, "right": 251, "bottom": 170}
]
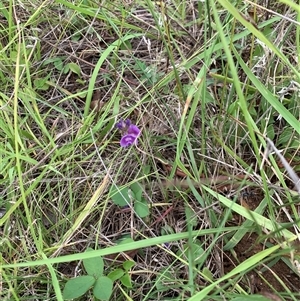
[{"left": 0, "top": 0, "right": 299, "bottom": 300}]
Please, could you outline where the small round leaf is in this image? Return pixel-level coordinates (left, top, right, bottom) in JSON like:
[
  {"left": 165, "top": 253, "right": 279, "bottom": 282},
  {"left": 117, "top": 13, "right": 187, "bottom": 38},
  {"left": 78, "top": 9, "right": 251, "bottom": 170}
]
[
  {"left": 120, "top": 273, "right": 132, "bottom": 288},
  {"left": 63, "top": 275, "right": 95, "bottom": 299},
  {"left": 123, "top": 260, "right": 135, "bottom": 271},
  {"left": 68, "top": 62, "right": 81, "bottom": 76},
  {"left": 110, "top": 184, "right": 130, "bottom": 206},
  {"left": 134, "top": 197, "right": 149, "bottom": 218},
  {"left": 108, "top": 269, "right": 124, "bottom": 281},
  {"left": 130, "top": 183, "right": 143, "bottom": 201},
  {"left": 93, "top": 276, "right": 113, "bottom": 300},
  {"left": 83, "top": 254, "right": 104, "bottom": 277}
]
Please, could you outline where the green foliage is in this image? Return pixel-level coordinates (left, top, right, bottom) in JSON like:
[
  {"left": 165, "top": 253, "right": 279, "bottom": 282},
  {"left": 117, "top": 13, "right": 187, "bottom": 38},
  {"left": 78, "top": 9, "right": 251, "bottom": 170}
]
[
  {"left": 110, "top": 183, "right": 150, "bottom": 218},
  {"left": 123, "top": 260, "right": 135, "bottom": 271},
  {"left": 107, "top": 268, "right": 124, "bottom": 281},
  {"left": 155, "top": 268, "right": 179, "bottom": 293},
  {"left": 33, "top": 75, "right": 50, "bottom": 91},
  {"left": 132, "top": 184, "right": 149, "bottom": 218},
  {"left": 108, "top": 260, "right": 135, "bottom": 289},
  {"left": 62, "top": 249, "right": 113, "bottom": 300},
  {"left": 0, "top": 0, "right": 299, "bottom": 300},
  {"left": 176, "top": 241, "right": 205, "bottom": 265},
  {"left": 120, "top": 273, "right": 132, "bottom": 288},
  {"left": 110, "top": 184, "right": 130, "bottom": 206},
  {"left": 202, "top": 267, "right": 213, "bottom": 282},
  {"left": 63, "top": 247, "right": 135, "bottom": 300},
  {"left": 63, "top": 62, "right": 81, "bottom": 76},
  {"left": 63, "top": 275, "right": 95, "bottom": 300},
  {"left": 83, "top": 250, "right": 104, "bottom": 278},
  {"left": 43, "top": 56, "right": 66, "bottom": 71},
  {"left": 278, "top": 126, "right": 300, "bottom": 148},
  {"left": 93, "top": 276, "right": 113, "bottom": 300},
  {"left": 42, "top": 57, "right": 82, "bottom": 77},
  {"left": 132, "top": 59, "right": 164, "bottom": 85}
]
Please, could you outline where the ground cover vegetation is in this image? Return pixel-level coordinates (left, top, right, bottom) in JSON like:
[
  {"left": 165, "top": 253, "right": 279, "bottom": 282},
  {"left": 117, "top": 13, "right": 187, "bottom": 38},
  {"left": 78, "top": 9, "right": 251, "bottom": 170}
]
[{"left": 0, "top": 0, "right": 300, "bottom": 300}]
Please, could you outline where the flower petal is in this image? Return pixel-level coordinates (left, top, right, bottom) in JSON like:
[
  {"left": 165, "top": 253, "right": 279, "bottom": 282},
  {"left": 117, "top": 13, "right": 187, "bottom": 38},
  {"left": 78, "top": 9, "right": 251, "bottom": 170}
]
[
  {"left": 115, "top": 119, "right": 131, "bottom": 130},
  {"left": 115, "top": 119, "right": 124, "bottom": 130},
  {"left": 127, "top": 125, "right": 141, "bottom": 137},
  {"left": 124, "top": 119, "right": 131, "bottom": 127},
  {"left": 120, "top": 134, "right": 138, "bottom": 147}
]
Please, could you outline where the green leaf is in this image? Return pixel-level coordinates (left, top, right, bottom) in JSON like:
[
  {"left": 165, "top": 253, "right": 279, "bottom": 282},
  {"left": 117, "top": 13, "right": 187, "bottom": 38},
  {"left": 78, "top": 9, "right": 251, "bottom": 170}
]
[
  {"left": 185, "top": 206, "right": 197, "bottom": 227},
  {"left": 42, "top": 56, "right": 65, "bottom": 66},
  {"left": 193, "top": 244, "right": 205, "bottom": 265},
  {"left": 63, "top": 64, "right": 70, "bottom": 74},
  {"left": 116, "top": 235, "right": 134, "bottom": 245},
  {"left": 277, "top": 127, "right": 293, "bottom": 145},
  {"left": 202, "top": 267, "right": 213, "bottom": 281},
  {"left": 76, "top": 78, "right": 86, "bottom": 85},
  {"left": 141, "top": 164, "right": 151, "bottom": 176},
  {"left": 266, "top": 124, "right": 275, "bottom": 140},
  {"left": 177, "top": 242, "right": 205, "bottom": 265},
  {"left": 123, "top": 260, "right": 135, "bottom": 271},
  {"left": 120, "top": 273, "right": 132, "bottom": 288},
  {"left": 83, "top": 250, "right": 104, "bottom": 277},
  {"left": 19, "top": 130, "right": 34, "bottom": 140},
  {"left": 130, "top": 183, "right": 143, "bottom": 201},
  {"left": 33, "top": 77, "right": 50, "bottom": 91},
  {"left": 54, "top": 58, "right": 64, "bottom": 70},
  {"left": 63, "top": 275, "right": 95, "bottom": 299},
  {"left": 68, "top": 62, "right": 81, "bottom": 75},
  {"left": 107, "top": 268, "right": 124, "bottom": 281},
  {"left": 93, "top": 276, "right": 113, "bottom": 300},
  {"left": 120, "top": 40, "right": 132, "bottom": 51},
  {"left": 134, "top": 197, "right": 149, "bottom": 218},
  {"left": 110, "top": 184, "right": 130, "bottom": 206},
  {"left": 155, "top": 268, "right": 173, "bottom": 291},
  {"left": 161, "top": 225, "right": 174, "bottom": 236},
  {"left": 133, "top": 60, "right": 147, "bottom": 73}
]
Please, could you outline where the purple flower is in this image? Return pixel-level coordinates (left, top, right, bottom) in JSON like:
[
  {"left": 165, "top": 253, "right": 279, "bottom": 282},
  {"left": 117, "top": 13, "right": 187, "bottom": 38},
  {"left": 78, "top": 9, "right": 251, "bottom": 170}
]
[
  {"left": 115, "top": 119, "right": 141, "bottom": 147},
  {"left": 127, "top": 124, "right": 141, "bottom": 137},
  {"left": 120, "top": 134, "right": 139, "bottom": 147},
  {"left": 115, "top": 119, "right": 131, "bottom": 130}
]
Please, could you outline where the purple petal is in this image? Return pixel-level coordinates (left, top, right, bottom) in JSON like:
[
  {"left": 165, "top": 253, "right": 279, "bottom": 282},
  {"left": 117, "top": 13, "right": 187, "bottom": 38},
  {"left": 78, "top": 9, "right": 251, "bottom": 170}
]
[
  {"left": 120, "top": 134, "right": 139, "bottom": 147},
  {"left": 127, "top": 124, "right": 141, "bottom": 137},
  {"left": 115, "top": 119, "right": 131, "bottom": 130},
  {"left": 124, "top": 119, "right": 131, "bottom": 127},
  {"left": 115, "top": 120, "right": 124, "bottom": 130}
]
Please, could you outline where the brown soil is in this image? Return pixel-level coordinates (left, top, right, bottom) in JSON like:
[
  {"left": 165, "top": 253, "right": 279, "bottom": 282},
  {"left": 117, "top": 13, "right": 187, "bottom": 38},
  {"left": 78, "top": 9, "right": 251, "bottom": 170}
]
[
  {"left": 224, "top": 188, "right": 300, "bottom": 299},
  {"left": 224, "top": 233, "right": 300, "bottom": 296}
]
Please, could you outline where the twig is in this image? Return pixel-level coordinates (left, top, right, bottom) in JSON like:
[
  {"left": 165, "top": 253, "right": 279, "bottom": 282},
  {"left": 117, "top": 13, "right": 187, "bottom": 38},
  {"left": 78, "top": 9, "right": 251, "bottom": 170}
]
[{"left": 266, "top": 138, "right": 300, "bottom": 194}]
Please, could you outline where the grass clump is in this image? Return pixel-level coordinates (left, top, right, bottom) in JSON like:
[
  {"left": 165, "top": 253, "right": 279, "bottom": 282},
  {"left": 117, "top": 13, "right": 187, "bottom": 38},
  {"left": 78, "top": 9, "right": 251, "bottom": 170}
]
[{"left": 0, "top": 0, "right": 299, "bottom": 300}]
